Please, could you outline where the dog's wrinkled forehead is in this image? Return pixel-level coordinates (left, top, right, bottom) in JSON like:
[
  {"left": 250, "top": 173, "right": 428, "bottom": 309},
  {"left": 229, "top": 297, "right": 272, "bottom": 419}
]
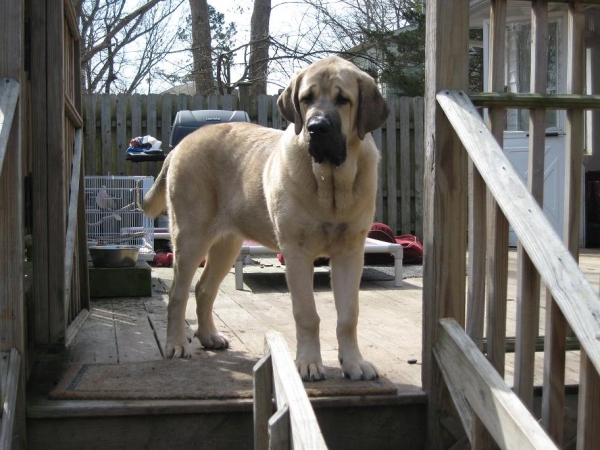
[{"left": 298, "top": 61, "right": 357, "bottom": 103}]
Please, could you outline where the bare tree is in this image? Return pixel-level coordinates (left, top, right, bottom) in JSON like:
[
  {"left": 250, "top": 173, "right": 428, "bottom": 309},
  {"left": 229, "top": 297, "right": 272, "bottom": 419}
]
[
  {"left": 189, "top": 0, "right": 215, "bottom": 94},
  {"left": 76, "top": 0, "right": 185, "bottom": 93},
  {"left": 248, "top": 0, "right": 272, "bottom": 96}
]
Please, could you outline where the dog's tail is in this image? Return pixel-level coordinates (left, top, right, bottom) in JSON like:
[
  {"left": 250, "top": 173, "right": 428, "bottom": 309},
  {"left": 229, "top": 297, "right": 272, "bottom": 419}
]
[{"left": 142, "top": 151, "right": 173, "bottom": 218}]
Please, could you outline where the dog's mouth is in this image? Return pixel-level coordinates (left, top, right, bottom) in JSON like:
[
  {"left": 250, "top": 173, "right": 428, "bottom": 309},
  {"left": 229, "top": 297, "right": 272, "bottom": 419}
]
[{"left": 306, "top": 115, "right": 346, "bottom": 166}]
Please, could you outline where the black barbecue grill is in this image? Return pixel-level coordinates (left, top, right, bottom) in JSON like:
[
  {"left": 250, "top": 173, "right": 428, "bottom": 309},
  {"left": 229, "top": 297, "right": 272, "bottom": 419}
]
[{"left": 126, "top": 109, "right": 250, "bottom": 163}]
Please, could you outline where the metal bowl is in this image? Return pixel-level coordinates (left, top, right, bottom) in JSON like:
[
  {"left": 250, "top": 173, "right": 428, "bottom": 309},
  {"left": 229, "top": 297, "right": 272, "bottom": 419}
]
[{"left": 89, "top": 246, "right": 139, "bottom": 268}]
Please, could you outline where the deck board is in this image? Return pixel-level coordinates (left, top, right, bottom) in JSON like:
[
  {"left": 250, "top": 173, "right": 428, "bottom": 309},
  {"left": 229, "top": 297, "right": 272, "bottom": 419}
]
[{"left": 35, "top": 249, "right": 600, "bottom": 400}]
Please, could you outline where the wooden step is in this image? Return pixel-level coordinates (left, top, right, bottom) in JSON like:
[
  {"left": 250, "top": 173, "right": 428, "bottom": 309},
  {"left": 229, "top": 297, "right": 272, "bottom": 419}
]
[{"left": 27, "top": 392, "right": 427, "bottom": 450}]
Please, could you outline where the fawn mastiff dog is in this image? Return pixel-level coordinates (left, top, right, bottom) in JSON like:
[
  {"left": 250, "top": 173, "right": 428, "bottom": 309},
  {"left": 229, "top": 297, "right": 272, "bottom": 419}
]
[{"left": 143, "top": 56, "right": 389, "bottom": 381}]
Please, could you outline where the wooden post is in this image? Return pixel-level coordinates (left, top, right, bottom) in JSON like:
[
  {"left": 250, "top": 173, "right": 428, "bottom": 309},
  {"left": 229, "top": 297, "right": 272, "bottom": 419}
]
[
  {"left": 475, "top": 3, "right": 508, "bottom": 446},
  {"left": 514, "top": 0, "right": 547, "bottom": 411},
  {"left": 484, "top": 0, "right": 508, "bottom": 378},
  {"left": 422, "top": 1, "right": 470, "bottom": 448},
  {"left": 0, "top": 1, "right": 26, "bottom": 446},
  {"left": 47, "top": 0, "right": 68, "bottom": 344},
  {"left": 571, "top": 4, "right": 600, "bottom": 449}
]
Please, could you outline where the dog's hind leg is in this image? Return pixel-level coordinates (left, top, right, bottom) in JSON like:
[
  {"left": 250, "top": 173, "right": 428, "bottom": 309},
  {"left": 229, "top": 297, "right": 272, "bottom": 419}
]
[
  {"left": 167, "top": 230, "right": 210, "bottom": 359},
  {"left": 194, "top": 236, "right": 243, "bottom": 349}
]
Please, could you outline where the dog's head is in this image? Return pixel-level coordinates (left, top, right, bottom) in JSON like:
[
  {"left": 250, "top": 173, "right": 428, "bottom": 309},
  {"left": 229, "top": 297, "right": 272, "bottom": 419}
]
[{"left": 278, "top": 56, "right": 389, "bottom": 166}]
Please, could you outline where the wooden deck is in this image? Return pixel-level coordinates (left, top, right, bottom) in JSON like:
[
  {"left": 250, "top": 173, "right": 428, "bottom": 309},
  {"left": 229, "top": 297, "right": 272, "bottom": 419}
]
[{"left": 25, "top": 248, "right": 600, "bottom": 449}]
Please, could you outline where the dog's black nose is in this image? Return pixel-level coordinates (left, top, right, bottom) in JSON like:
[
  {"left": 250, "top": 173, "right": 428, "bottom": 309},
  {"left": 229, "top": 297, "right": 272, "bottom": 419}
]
[{"left": 307, "top": 117, "right": 332, "bottom": 135}]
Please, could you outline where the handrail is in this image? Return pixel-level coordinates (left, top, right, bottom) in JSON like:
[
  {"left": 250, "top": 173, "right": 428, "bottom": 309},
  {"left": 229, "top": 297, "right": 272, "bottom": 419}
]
[
  {"left": 253, "top": 331, "right": 328, "bottom": 450},
  {"left": 0, "top": 349, "right": 21, "bottom": 450},
  {"left": 434, "top": 319, "right": 558, "bottom": 450},
  {"left": 0, "top": 78, "right": 19, "bottom": 178},
  {"left": 436, "top": 89, "right": 600, "bottom": 376}
]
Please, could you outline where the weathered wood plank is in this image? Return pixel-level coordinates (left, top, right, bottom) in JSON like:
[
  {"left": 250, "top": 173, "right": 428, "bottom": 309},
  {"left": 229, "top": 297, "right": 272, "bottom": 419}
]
[
  {"left": 373, "top": 128, "right": 384, "bottom": 223},
  {"left": 208, "top": 93, "right": 218, "bottom": 109},
  {"left": 413, "top": 97, "right": 424, "bottom": 240},
  {"left": 100, "top": 95, "right": 112, "bottom": 175},
  {"left": 484, "top": 0, "right": 508, "bottom": 384},
  {"left": 514, "top": 0, "right": 547, "bottom": 411},
  {"left": 254, "top": 353, "right": 273, "bottom": 450},
  {"left": 268, "top": 404, "right": 290, "bottom": 450},
  {"left": 567, "top": 5, "right": 600, "bottom": 449},
  {"left": 68, "top": 300, "right": 119, "bottom": 364},
  {"left": 223, "top": 94, "right": 233, "bottom": 111},
  {"left": 258, "top": 94, "right": 268, "bottom": 126},
  {"left": 469, "top": 93, "right": 600, "bottom": 110},
  {"left": 577, "top": 352, "right": 600, "bottom": 449},
  {"left": 265, "top": 331, "right": 327, "bottom": 449},
  {"left": 47, "top": 0, "right": 67, "bottom": 344},
  {"left": 161, "top": 94, "right": 173, "bottom": 147},
  {"left": 385, "top": 96, "right": 397, "bottom": 232},
  {"left": 115, "top": 93, "right": 127, "bottom": 175},
  {"left": 399, "top": 97, "right": 411, "bottom": 234},
  {"left": 63, "top": 129, "right": 83, "bottom": 323},
  {"left": 84, "top": 95, "right": 97, "bottom": 175},
  {"left": 435, "top": 318, "right": 557, "bottom": 450},
  {"left": 466, "top": 160, "right": 486, "bottom": 351},
  {"left": 193, "top": 94, "right": 203, "bottom": 111},
  {"left": 30, "top": 0, "right": 50, "bottom": 345},
  {"left": 112, "top": 299, "right": 162, "bottom": 362},
  {"left": 422, "top": 3, "right": 470, "bottom": 449},
  {"left": 437, "top": 89, "right": 600, "bottom": 377},
  {"left": 271, "top": 96, "right": 281, "bottom": 130},
  {"left": 0, "top": 78, "right": 19, "bottom": 176},
  {"left": 434, "top": 344, "right": 474, "bottom": 443},
  {"left": 129, "top": 94, "right": 142, "bottom": 176},
  {"left": 177, "top": 93, "right": 188, "bottom": 112},
  {"left": 147, "top": 94, "right": 159, "bottom": 176},
  {"left": 0, "top": 350, "right": 21, "bottom": 450}
]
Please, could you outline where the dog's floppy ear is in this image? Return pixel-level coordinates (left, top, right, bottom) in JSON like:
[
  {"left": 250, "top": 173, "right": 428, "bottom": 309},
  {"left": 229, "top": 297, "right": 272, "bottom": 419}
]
[
  {"left": 356, "top": 75, "right": 389, "bottom": 140},
  {"left": 277, "top": 72, "right": 304, "bottom": 135}
]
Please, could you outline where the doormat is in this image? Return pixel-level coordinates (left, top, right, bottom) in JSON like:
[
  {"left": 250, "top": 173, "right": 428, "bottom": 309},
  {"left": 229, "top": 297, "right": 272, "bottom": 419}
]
[{"left": 50, "top": 357, "right": 397, "bottom": 400}]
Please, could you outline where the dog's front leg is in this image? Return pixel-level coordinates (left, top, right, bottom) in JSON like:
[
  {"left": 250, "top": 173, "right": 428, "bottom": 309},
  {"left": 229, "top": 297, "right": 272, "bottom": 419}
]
[
  {"left": 330, "top": 249, "right": 378, "bottom": 380},
  {"left": 283, "top": 252, "right": 326, "bottom": 381}
]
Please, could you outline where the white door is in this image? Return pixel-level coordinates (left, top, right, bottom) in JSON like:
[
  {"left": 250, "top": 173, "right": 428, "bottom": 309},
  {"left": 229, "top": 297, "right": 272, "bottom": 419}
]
[{"left": 503, "top": 133, "right": 565, "bottom": 246}]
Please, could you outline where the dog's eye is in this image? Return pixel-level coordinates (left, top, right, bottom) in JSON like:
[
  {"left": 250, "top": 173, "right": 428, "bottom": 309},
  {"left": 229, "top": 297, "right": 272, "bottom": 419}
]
[
  {"left": 300, "top": 94, "right": 313, "bottom": 105},
  {"left": 336, "top": 96, "right": 350, "bottom": 106}
]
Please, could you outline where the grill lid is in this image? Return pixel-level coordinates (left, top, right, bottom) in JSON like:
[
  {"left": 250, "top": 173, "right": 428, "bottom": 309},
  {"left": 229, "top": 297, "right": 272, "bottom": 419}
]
[{"left": 169, "top": 110, "right": 250, "bottom": 148}]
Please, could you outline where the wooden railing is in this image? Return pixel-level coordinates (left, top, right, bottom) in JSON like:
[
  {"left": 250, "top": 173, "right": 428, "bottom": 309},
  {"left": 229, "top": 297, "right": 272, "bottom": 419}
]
[
  {"left": 435, "top": 319, "right": 557, "bottom": 449},
  {"left": 0, "top": 79, "right": 19, "bottom": 176},
  {"left": 435, "top": 88, "right": 600, "bottom": 449},
  {"left": 253, "top": 331, "right": 327, "bottom": 450},
  {"left": 0, "top": 350, "right": 22, "bottom": 449},
  {"left": 0, "top": 77, "right": 22, "bottom": 450},
  {"left": 81, "top": 92, "right": 425, "bottom": 237}
]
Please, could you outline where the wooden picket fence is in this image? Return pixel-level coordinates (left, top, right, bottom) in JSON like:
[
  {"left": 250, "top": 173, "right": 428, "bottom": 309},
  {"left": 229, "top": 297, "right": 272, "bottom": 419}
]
[{"left": 82, "top": 91, "right": 424, "bottom": 237}]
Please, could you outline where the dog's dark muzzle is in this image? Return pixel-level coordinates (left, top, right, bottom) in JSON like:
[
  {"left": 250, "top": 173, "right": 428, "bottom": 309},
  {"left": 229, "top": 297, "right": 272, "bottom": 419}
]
[{"left": 307, "top": 115, "right": 346, "bottom": 166}]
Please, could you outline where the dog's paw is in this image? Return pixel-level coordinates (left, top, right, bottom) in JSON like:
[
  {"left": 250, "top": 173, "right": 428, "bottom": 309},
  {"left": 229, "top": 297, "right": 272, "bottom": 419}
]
[
  {"left": 165, "top": 341, "right": 193, "bottom": 359},
  {"left": 195, "top": 330, "right": 230, "bottom": 350},
  {"left": 296, "top": 360, "right": 327, "bottom": 381},
  {"left": 341, "top": 358, "right": 379, "bottom": 381}
]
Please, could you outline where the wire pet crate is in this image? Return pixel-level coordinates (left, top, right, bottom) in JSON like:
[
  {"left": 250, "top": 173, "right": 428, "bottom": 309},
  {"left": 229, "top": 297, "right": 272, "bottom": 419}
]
[{"left": 85, "top": 176, "right": 155, "bottom": 261}]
